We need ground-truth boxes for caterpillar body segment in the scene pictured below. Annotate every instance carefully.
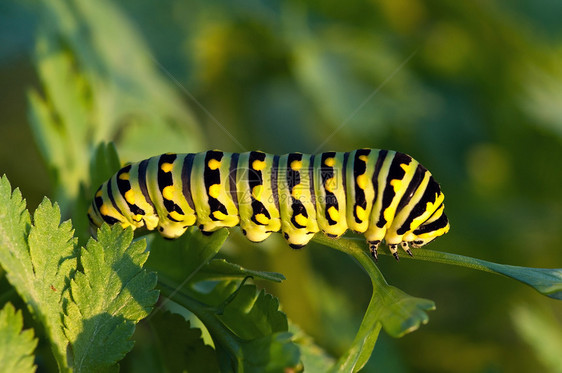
[88,149,450,259]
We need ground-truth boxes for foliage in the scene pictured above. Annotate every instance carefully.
[2,169,560,371]
[63,225,159,372]
[0,303,38,373]
[26,0,204,237]
[1,0,562,371]
[148,228,302,372]
[145,311,220,372]
[0,176,76,369]
[0,176,158,372]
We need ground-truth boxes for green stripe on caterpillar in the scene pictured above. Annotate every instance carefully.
[88,149,450,260]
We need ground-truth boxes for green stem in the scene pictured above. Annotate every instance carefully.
[317,235,388,372]
[312,235,562,300]
[314,233,562,371]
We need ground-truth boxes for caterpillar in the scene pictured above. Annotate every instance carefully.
[88,149,450,260]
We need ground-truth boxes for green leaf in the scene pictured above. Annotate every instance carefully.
[146,227,229,285]
[147,311,220,373]
[63,224,159,372]
[0,176,77,369]
[189,280,242,309]
[242,332,300,373]
[312,235,434,372]
[377,287,435,338]
[290,323,335,373]
[330,274,434,373]
[404,248,562,300]
[312,233,562,371]
[0,176,32,293]
[217,285,288,340]
[158,279,300,373]
[28,0,204,215]
[0,303,38,373]
[28,32,92,209]
[193,259,286,283]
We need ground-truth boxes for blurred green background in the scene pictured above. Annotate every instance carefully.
[1,0,562,372]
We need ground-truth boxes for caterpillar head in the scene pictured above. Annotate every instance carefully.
[409,210,450,248]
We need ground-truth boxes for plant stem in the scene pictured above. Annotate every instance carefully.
[312,235,562,300]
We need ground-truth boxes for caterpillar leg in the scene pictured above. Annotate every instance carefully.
[388,241,414,261]
[368,240,411,261]
[388,244,400,261]
[368,240,380,261]
[401,241,413,257]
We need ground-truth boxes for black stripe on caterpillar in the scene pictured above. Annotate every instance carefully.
[88,149,450,260]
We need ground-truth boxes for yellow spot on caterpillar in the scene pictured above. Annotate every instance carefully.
[325,177,337,193]
[169,210,184,221]
[252,159,266,171]
[209,184,221,198]
[355,205,367,221]
[213,210,227,220]
[162,185,175,200]
[359,155,369,162]
[291,187,301,200]
[324,157,335,167]
[290,160,302,171]
[100,204,110,216]
[161,162,174,173]
[208,159,221,170]
[356,174,368,190]
[119,173,130,180]
[294,213,308,227]
[252,185,262,200]
[96,190,103,198]
[255,213,269,225]
[390,179,402,192]
[327,206,339,222]
[384,207,395,225]
[124,189,135,204]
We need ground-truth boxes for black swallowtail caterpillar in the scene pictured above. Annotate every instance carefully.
[88,149,450,260]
